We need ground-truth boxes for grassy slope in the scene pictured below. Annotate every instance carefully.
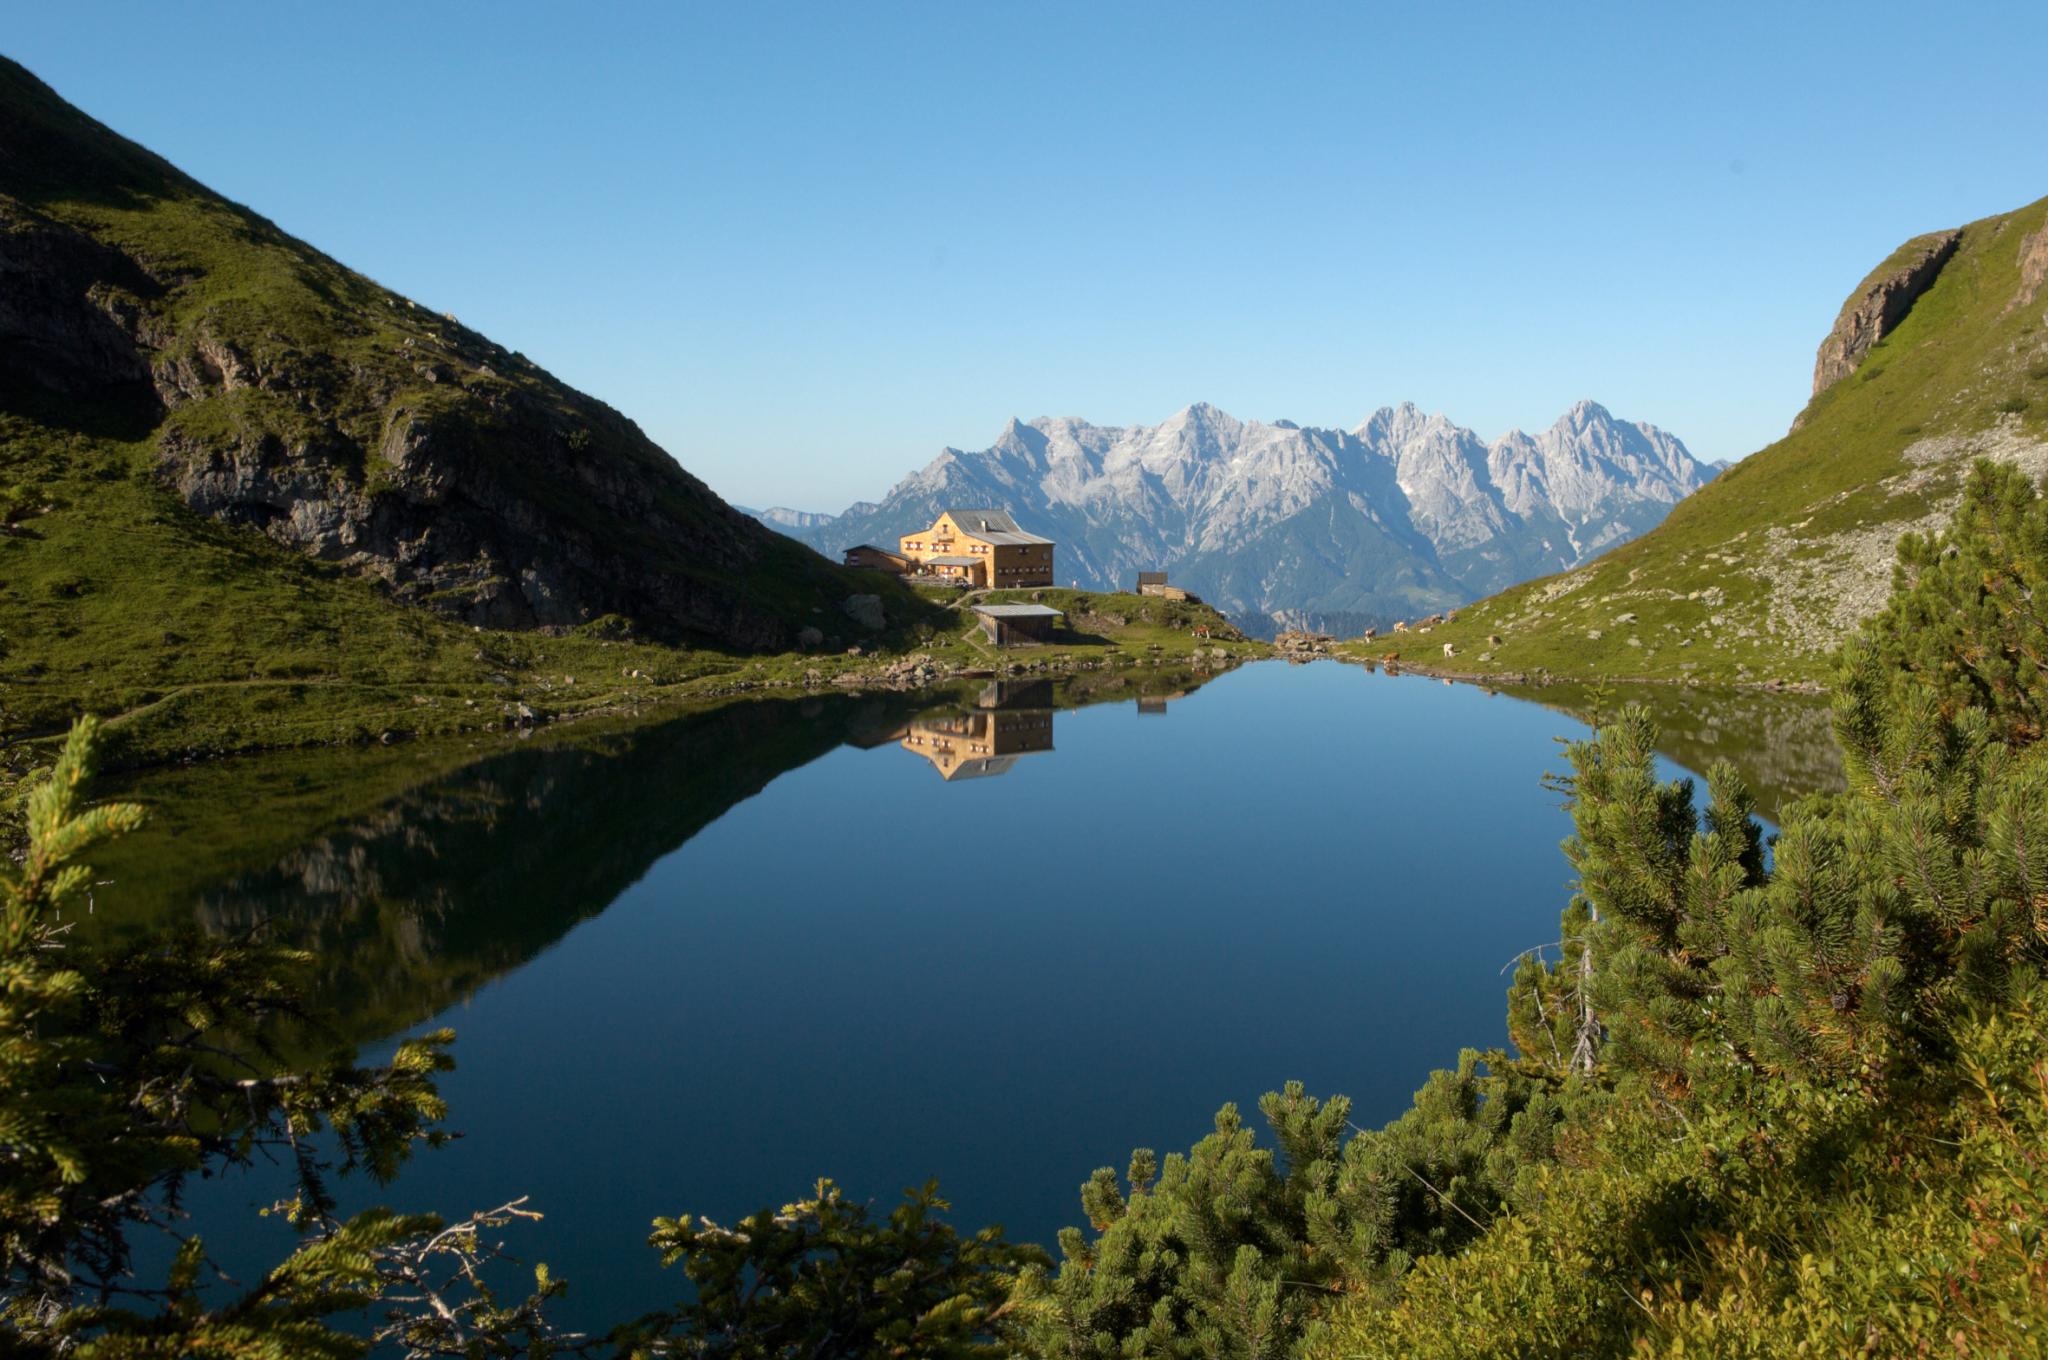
[1343,193,2048,686]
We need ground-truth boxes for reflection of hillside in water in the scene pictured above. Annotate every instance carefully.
[1510,682,1846,822]
[891,677,1203,781]
[87,668,1227,1047]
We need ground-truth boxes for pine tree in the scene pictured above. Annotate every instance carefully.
[1,719,463,1355]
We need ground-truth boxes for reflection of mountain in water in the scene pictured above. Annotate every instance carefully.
[1511,682,1846,823]
[87,669,1223,1046]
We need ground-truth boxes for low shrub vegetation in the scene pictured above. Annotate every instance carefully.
[7,463,2048,1356]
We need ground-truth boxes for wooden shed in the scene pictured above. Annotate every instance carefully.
[971,603,1063,646]
[842,543,912,574]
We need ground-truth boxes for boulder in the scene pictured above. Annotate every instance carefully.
[841,593,886,631]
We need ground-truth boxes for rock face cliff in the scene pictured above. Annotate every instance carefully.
[2011,219,2048,313]
[790,400,1712,634]
[1799,228,1961,419]
[0,57,871,649]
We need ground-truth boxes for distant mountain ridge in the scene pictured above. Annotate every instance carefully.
[773,400,1713,634]
[733,504,843,533]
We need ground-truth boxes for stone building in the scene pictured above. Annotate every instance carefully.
[1135,570,1200,603]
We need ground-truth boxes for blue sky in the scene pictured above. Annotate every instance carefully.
[13,3,2048,510]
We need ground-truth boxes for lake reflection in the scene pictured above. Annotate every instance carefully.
[89,662,1843,1330]
[897,680,1059,780]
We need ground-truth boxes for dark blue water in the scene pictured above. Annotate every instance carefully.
[95,661,1830,1329]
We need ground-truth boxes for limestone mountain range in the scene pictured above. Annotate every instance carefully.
[767,400,1715,634]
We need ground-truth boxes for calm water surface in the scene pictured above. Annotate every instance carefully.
[89,661,1840,1328]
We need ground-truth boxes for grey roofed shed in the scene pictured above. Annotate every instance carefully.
[948,756,1024,780]
[970,604,1064,618]
[969,602,1064,646]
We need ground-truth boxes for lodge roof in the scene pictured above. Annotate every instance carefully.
[971,604,1065,619]
[949,755,1024,780]
[940,508,1054,546]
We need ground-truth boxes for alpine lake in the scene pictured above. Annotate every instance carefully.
[77,658,1843,1330]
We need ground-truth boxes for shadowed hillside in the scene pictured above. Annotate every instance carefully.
[0,56,935,757]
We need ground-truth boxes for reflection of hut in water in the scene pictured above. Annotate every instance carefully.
[1135,689,1189,715]
[898,706,1055,781]
[976,678,1055,710]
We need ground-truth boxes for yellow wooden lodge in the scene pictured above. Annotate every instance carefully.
[897,508,1054,588]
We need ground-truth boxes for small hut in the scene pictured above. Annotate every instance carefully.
[842,544,912,574]
[971,603,1064,646]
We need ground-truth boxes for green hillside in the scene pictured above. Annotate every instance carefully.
[1347,192,2048,686]
[0,56,941,763]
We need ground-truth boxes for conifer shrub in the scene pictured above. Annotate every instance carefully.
[0,723,1044,1356]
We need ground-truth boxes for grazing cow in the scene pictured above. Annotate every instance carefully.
[1360,627,1378,641]
[1393,620,1410,633]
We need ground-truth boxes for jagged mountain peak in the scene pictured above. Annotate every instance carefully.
[1158,401,1246,444]
[1355,401,1466,444]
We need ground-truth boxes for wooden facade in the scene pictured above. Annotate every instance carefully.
[899,508,1055,588]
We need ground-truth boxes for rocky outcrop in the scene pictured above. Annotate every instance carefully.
[1803,229,1961,409]
[2010,219,2048,313]
[1273,630,1336,657]
[147,371,797,640]
[0,199,160,411]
